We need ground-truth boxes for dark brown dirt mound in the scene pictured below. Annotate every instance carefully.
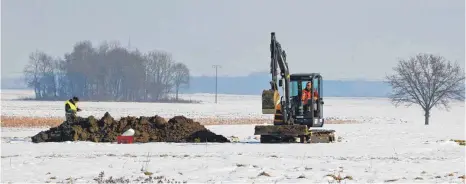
[31,112,230,143]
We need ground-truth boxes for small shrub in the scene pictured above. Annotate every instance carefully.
[451,139,465,146]
[325,173,353,182]
[258,171,271,177]
[384,179,398,182]
[236,163,247,167]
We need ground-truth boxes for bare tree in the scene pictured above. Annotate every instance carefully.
[385,53,465,125]
[23,51,42,98]
[23,50,54,99]
[172,63,190,100]
[144,50,176,100]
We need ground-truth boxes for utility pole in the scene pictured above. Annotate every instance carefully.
[212,65,221,103]
[127,36,131,50]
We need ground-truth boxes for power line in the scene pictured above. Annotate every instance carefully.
[212,65,221,103]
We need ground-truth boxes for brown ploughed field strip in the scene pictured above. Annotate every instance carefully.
[0,116,358,128]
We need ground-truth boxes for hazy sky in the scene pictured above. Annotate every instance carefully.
[2,0,464,80]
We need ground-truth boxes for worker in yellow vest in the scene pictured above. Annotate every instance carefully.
[65,96,82,121]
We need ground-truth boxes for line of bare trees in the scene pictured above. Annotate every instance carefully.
[22,41,191,102]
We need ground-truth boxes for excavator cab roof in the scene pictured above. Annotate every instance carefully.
[290,73,322,81]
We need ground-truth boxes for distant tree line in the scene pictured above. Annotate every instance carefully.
[22,41,191,102]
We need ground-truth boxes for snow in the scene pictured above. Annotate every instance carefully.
[2,90,463,125]
[0,89,35,101]
[1,91,272,120]
[1,89,465,183]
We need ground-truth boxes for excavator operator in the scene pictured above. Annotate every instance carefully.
[301,82,319,112]
[301,82,319,103]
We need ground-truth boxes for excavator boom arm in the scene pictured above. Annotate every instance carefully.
[262,32,291,123]
[269,32,290,91]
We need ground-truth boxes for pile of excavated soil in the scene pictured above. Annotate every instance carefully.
[31,112,230,143]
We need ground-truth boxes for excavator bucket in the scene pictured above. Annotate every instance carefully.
[262,89,280,114]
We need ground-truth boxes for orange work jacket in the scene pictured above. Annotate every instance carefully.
[302,89,319,104]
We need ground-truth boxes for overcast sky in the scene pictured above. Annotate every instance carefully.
[1,0,464,80]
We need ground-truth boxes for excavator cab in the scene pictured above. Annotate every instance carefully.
[261,73,324,127]
[289,73,324,127]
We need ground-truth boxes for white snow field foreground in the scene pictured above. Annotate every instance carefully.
[1,90,465,183]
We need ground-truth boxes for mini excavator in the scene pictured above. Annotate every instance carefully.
[255,32,336,143]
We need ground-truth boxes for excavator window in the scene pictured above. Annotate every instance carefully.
[291,81,308,97]
[290,80,316,97]
[290,78,321,117]
[313,79,319,91]
[290,81,299,97]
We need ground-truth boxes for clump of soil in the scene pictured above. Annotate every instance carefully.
[31,112,230,143]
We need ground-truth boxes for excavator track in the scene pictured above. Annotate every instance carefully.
[308,129,336,143]
[254,125,336,143]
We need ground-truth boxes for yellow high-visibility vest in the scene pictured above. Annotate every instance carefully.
[65,100,77,111]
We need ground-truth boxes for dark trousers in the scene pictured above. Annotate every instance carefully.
[65,112,77,122]
[304,103,319,117]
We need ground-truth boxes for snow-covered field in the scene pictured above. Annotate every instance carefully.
[1,89,453,124]
[1,91,272,121]
[1,89,465,183]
